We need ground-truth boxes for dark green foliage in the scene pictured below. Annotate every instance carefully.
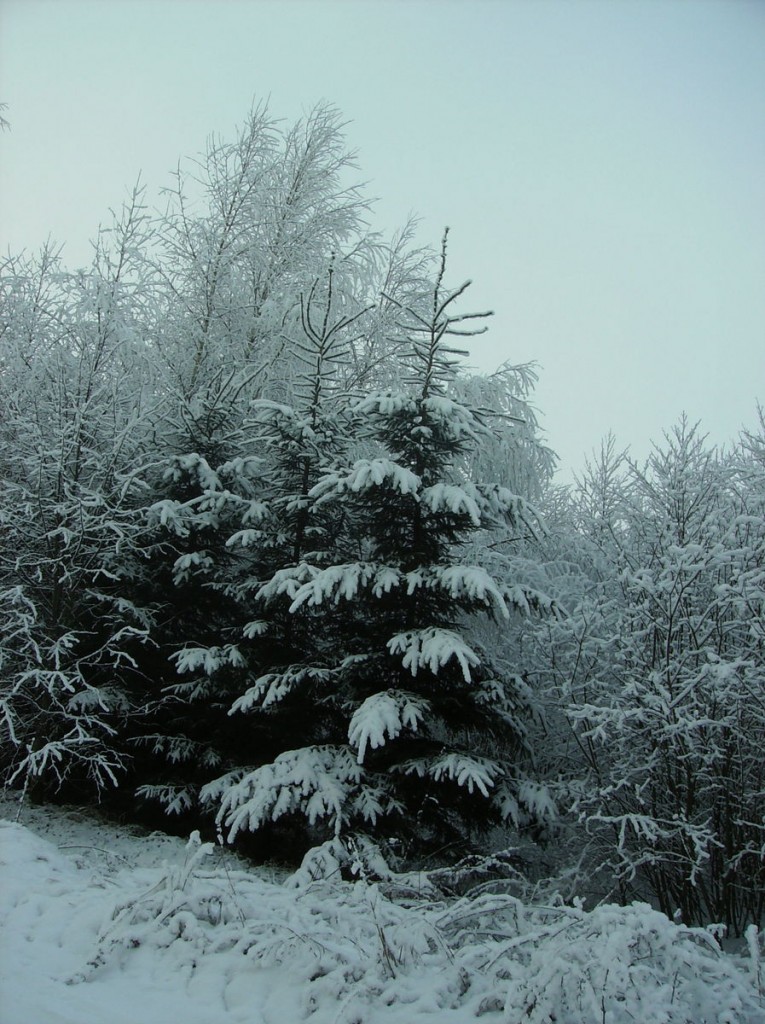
[206,238,552,862]
[1,108,554,875]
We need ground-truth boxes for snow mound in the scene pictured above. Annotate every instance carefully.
[0,799,762,1024]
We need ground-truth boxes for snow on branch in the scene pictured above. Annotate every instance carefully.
[171,644,244,676]
[431,565,510,618]
[398,752,501,797]
[206,746,364,841]
[163,453,222,491]
[311,458,420,502]
[388,628,481,682]
[135,783,197,815]
[290,562,403,610]
[256,563,317,604]
[420,482,482,525]
[226,528,266,548]
[352,391,488,445]
[420,395,483,431]
[290,562,376,608]
[147,499,193,537]
[348,690,430,763]
[230,665,334,712]
[130,733,221,767]
[172,550,214,584]
[352,392,418,418]
[477,483,530,525]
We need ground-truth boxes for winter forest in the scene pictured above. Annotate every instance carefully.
[1,105,764,1022]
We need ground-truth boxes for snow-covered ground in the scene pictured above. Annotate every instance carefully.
[1,796,762,1023]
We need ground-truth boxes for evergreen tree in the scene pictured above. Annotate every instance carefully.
[207,233,555,862]
[129,260,371,830]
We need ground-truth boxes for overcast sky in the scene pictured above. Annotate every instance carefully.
[1,0,763,477]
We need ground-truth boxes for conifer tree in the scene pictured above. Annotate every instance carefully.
[207,233,555,861]
[132,260,371,826]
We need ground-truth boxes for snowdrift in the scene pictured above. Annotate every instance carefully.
[0,801,762,1023]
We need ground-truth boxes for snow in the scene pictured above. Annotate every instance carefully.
[311,459,421,498]
[1,796,763,1024]
[147,498,192,536]
[172,549,214,583]
[205,746,364,838]
[348,691,429,763]
[353,392,418,418]
[172,644,245,675]
[290,562,378,608]
[289,562,408,610]
[227,526,267,547]
[398,752,500,797]
[420,482,482,525]
[433,565,510,618]
[231,665,334,712]
[388,627,481,682]
[255,563,316,604]
[164,453,222,491]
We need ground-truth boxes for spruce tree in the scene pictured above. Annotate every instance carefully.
[208,233,554,862]
[128,261,367,835]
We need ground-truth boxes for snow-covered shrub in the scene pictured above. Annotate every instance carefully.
[438,894,763,1023]
[0,218,156,798]
[4,808,761,1024]
[525,422,765,931]
[59,822,763,1024]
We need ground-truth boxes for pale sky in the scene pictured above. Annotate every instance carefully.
[1,0,763,477]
